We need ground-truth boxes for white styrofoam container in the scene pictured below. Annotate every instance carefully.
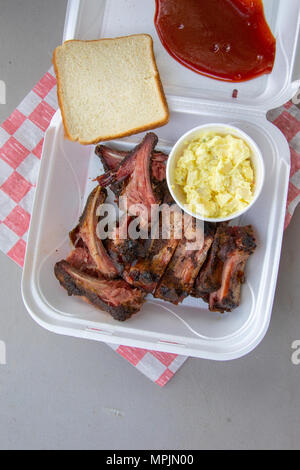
[22,0,300,360]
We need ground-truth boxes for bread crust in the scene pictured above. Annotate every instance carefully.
[52,34,169,145]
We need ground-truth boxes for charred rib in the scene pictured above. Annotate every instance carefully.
[55,261,146,321]
[124,203,181,293]
[209,225,256,312]
[154,219,215,304]
[95,143,168,196]
[77,186,118,279]
[102,133,161,268]
[193,223,228,298]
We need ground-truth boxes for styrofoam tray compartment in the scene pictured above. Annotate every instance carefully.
[22,0,300,360]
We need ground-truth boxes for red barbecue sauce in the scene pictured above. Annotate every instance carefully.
[154,0,276,82]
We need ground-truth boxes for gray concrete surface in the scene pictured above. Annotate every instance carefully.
[0,0,299,450]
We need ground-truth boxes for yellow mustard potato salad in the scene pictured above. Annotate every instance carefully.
[175,133,254,218]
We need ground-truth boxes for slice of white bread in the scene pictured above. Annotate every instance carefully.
[53,34,169,144]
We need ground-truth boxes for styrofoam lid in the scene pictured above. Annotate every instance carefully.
[63,0,300,112]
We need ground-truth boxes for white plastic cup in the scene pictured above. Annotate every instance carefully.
[166,123,265,223]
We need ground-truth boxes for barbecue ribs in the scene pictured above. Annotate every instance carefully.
[55,261,145,321]
[70,186,118,279]
[154,219,215,304]
[95,143,168,199]
[54,185,147,321]
[55,133,258,321]
[123,202,182,293]
[193,223,228,300]
[99,133,163,268]
[208,225,256,313]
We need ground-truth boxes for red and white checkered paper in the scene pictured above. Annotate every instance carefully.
[0,68,299,386]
